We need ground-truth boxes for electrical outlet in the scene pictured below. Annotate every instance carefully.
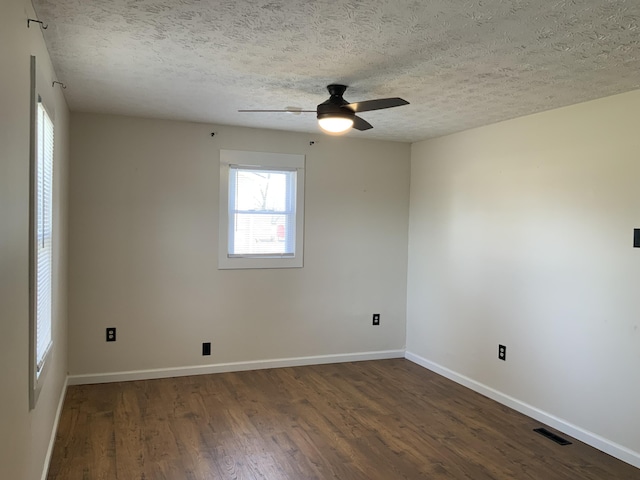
[106,327,116,342]
[202,342,211,356]
[498,344,506,361]
[372,313,380,326]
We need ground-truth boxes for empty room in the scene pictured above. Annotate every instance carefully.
[2,0,640,478]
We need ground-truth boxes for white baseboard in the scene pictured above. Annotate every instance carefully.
[41,375,68,480]
[68,349,406,386]
[405,351,640,470]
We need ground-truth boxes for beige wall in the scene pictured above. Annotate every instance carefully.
[407,90,640,460]
[0,0,69,479]
[68,114,410,375]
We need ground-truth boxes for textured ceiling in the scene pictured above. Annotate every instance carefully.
[32,0,640,143]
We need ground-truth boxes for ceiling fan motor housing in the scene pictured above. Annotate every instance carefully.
[317,84,354,121]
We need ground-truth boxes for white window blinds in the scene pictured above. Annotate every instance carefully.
[35,100,54,375]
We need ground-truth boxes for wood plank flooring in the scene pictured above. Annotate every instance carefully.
[47,359,639,479]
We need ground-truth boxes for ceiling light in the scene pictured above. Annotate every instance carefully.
[317,114,354,134]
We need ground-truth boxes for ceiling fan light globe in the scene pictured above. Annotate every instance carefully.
[318,116,353,134]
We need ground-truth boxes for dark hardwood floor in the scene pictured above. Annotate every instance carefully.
[47,359,639,479]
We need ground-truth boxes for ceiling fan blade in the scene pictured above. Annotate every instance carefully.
[238,109,316,113]
[353,115,373,131]
[346,98,409,113]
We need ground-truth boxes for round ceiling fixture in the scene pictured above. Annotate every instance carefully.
[317,112,355,134]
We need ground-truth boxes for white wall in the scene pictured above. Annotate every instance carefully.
[407,90,640,464]
[0,0,69,479]
[68,114,410,376]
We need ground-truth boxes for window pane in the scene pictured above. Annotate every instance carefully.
[235,169,290,212]
[233,213,292,255]
[229,167,296,256]
[36,102,53,375]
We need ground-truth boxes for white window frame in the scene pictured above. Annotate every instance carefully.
[29,56,54,409]
[219,150,305,269]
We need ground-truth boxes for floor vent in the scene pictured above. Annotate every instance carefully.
[534,428,572,446]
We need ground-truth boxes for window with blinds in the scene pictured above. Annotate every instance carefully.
[35,100,54,377]
[228,166,297,257]
[219,150,305,269]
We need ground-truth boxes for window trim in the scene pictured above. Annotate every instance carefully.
[219,150,305,269]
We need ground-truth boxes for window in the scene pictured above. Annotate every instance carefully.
[35,100,54,373]
[219,150,305,269]
[29,54,55,408]
[228,167,297,256]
